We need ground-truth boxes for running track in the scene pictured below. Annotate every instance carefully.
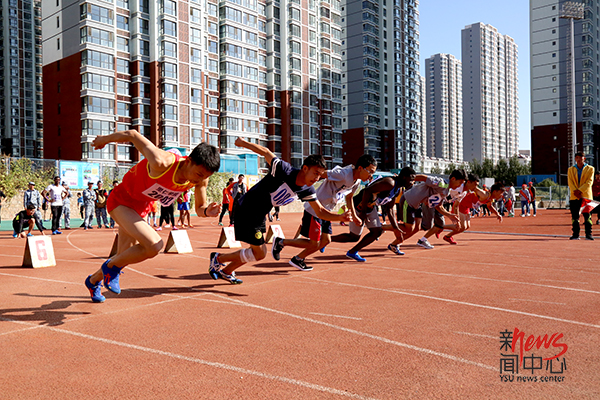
[0,209,598,399]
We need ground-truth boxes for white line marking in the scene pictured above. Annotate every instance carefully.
[218,295,496,371]
[309,312,362,321]
[369,263,600,295]
[508,298,567,306]
[0,317,379,400]
[540,279,590,285]
[300,277,600,329]
[66,229,101,258]
[454,331,497,340]
[0,271,79,286]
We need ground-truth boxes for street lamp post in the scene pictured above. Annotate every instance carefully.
[560,2,585,166]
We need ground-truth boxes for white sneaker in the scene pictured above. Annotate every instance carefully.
[417,238,434,249]
[521,215,525,217]
[527,213,530,216]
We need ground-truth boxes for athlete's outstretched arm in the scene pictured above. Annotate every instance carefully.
[234,137,276,165]
[93,129,173,175]
[194,179,221,218]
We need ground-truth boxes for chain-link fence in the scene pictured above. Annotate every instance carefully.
[535,186,570,209]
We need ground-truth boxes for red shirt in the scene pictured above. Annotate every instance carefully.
[107,154,195,217]
[458,192,480,214]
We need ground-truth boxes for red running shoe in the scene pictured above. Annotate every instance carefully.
[443,235,457,245]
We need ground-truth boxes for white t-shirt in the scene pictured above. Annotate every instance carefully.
[45,184,66,207]
[305,165,360,217]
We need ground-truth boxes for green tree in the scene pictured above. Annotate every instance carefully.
[206,172,235,203]
[443,162,457,175]
[0,157,56,199]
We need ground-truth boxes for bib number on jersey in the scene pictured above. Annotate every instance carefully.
[142,183,182,207]
[270,184,298,207]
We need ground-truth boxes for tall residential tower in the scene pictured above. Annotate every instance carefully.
[462,22,519,164]
[343,0,421,170]
[0,0,43,158]
[425,53,462,162]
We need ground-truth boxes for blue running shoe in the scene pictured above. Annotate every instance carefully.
[27,233,34,237]
[346,251,366,262]
[12,232,18,238]
[387,244,405,256]
[319,246,326,253]
[55,230,62,235]
[209,252,224,280]
[85,275,105,303]
[101,259,122,294]
[217,269,243,284]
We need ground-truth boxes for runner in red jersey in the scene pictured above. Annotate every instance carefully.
[443,180,504,245]
[84,129,221,303]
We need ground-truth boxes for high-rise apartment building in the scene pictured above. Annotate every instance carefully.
[425,53,462,162]
[0,0,44,158]
[343,0,421,170]
[41,0,344,168]
[530,0,597,175]
[462,22,519,164]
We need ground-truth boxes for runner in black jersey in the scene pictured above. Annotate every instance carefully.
[209,137,351,284]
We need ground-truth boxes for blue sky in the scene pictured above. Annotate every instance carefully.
[419,0,531,150]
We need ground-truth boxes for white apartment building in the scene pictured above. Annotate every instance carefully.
[462,22,519,164]
[425,53,462,162]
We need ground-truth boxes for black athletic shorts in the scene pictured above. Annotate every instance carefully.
[232,201,267,246]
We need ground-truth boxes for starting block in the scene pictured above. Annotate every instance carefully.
[22,236,56,268]
[265,224,285,244]
[217,226,241,248]
[109,234,119,257]
[164,230,194,253]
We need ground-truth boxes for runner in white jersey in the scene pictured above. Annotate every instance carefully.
[271,154,377,271]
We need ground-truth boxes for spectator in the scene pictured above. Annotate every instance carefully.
[568,152,595,240]
[62,182,72,229]
[82,181,97,230]
[508,183,516,217]
[12,204,44,238]
[229,174,247,225]
[95,180,109,228]
[42,176,67,235]
[147,201,158,227]
[0,188,6,223]
[528,181,537,217]
[77,192,84,219]
[219,178,234,226]
[24,182,44,227]
[592,172,600,225]
[519,184,532,217]
[177,189,192,227]
[156,203,176,231]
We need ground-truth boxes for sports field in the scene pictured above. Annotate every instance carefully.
[0,209,598,399]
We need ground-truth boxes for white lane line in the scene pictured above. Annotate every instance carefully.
[540,279,590,285]
[508,298,567,306]
[0,253,101,265]
[217,295,496,371]
[0,271,78,285]
[309,312,362,321]
[0,317,379,400]
[0,324,45,337]
[454,331,497,340]
[66,229,102,258]
[368,264,600,295]
[301,277,600,329]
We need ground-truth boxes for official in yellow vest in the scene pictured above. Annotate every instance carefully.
[567,152,595,240]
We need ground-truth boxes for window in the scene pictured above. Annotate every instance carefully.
[163,126,178,142]
[162,20,177,37]
[191,109,203,124]
[191,47,202,63]
[162,62,177,78]
[117,37,129,52]
[139,19,149,34]
[82,96,114,114]
[161,0,177,16]
[162,83,177,99]
[117,102,130,117]
[82,72,114,92]
[162,104,178,120]
[81,4,113,25]
[117,15,129,30]
[116,80,129,95]
[80,27,113,48]
[139,40,149,56]
[190,8,201,24]
[162,41,177,58]
[116,58,129,74]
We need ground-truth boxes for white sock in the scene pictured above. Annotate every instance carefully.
[420,236,427,242]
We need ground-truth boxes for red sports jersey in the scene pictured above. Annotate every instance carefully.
[458,191,491,214]
[107,154,195,217]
